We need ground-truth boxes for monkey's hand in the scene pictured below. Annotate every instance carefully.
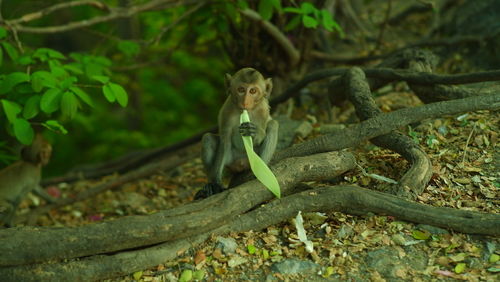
[194,183,225,200]
[239,122,257,137]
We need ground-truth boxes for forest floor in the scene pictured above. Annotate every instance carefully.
[25,86,499,281]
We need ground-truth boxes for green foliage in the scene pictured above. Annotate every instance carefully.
[0,26,128,146]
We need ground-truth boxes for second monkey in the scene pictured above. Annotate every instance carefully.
[196,68,279,199]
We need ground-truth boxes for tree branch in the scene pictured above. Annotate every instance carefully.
[240,8,300,67]
[4,0,199,34]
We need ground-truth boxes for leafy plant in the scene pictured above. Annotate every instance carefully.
[0,27,128,145]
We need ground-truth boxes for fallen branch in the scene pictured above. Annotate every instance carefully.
[275,92,500,160]
[2,183,498,281]
[0,151,357,266]
[345,67,432,199]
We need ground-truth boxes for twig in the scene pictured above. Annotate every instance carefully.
[461,122,476,165]
[8,0,109,25]
[240,8,300,67]
[4,0,198,34]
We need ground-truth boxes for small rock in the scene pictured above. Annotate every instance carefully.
[216,237,238,254]
[271,258,319,274]
[227,255,248,268]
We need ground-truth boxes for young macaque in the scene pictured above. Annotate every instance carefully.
[196,68,279,199]
[0,134,56,227]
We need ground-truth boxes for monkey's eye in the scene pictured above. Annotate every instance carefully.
[249,88,257,94]
[237,87,245,93]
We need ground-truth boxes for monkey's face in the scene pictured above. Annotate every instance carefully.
[39,144,52,166]
[234,84,264,110]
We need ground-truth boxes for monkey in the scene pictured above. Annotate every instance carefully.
[0,134,56,227]
[195,68,279,199]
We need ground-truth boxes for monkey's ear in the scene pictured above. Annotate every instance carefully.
[224,73,232,90]
[265,78,273,96]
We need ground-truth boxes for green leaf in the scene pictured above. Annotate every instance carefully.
[412,229,431,240]
[63,63,84,75]
[42,120,68,134]
[237,0,249,9]
[70,86,94,107]
[117,40,140,58]
[102,84,116,103]
[1,99,22,123]
[240,110,281,198]
[92,75,110,84]
[23,95,40,119]
[321,9,335,32]
[0,48,3,67]
[49,62,68,78]
[108,83,128,107]
[61,91,78,119]
[0,72,30,95]
[487,267,500,273]
[33,48,66,61]
[454,263,466,274]
[40,88,62,113]
[32,71,58,89]
[179,270,192,282]
[17,55,33,65]
[489,253,499,263]
[60,76,77,90]
[258,0,274,20]
[285,14,302,31]
[13,118,34,145]
[302,15,318,28]
[300,2,316,14]
[0,27,7,39]
[270,0,282,12]
[247,244,256,254]
[1,42,19,61]
[285,15,302,31]
[31,74,44,93]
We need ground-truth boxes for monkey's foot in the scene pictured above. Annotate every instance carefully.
[194,183,225,200]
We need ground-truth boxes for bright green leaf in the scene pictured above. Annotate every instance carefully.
[31,74,44,93]
[132,271,142,280]
[93,75,110,84]
[262,249,269,259]
[302,15,318,28]
[487,267,500,273]
[0,72,30,95]
[60,76,77,90]
[70,87,94,107]
[13,118,34,145]
[42,120,68,134]
[1,42,18,61]
[179,269,193,282]
[300,2,316,14]
[454,263,466,274]
[0,27,7,39]
[247,244,256,254]
[489,253,499,263]
[240,110,281,198]
[23,95,40,119]
[40,88,62,113]
[63,64,84,75]
[412,229,431,240]
[1,99,22,123]
[102,84,116,103]
[33,48,66,61]
[61,91,78,119]
[258,0,274,20]
[108,83,128,107]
